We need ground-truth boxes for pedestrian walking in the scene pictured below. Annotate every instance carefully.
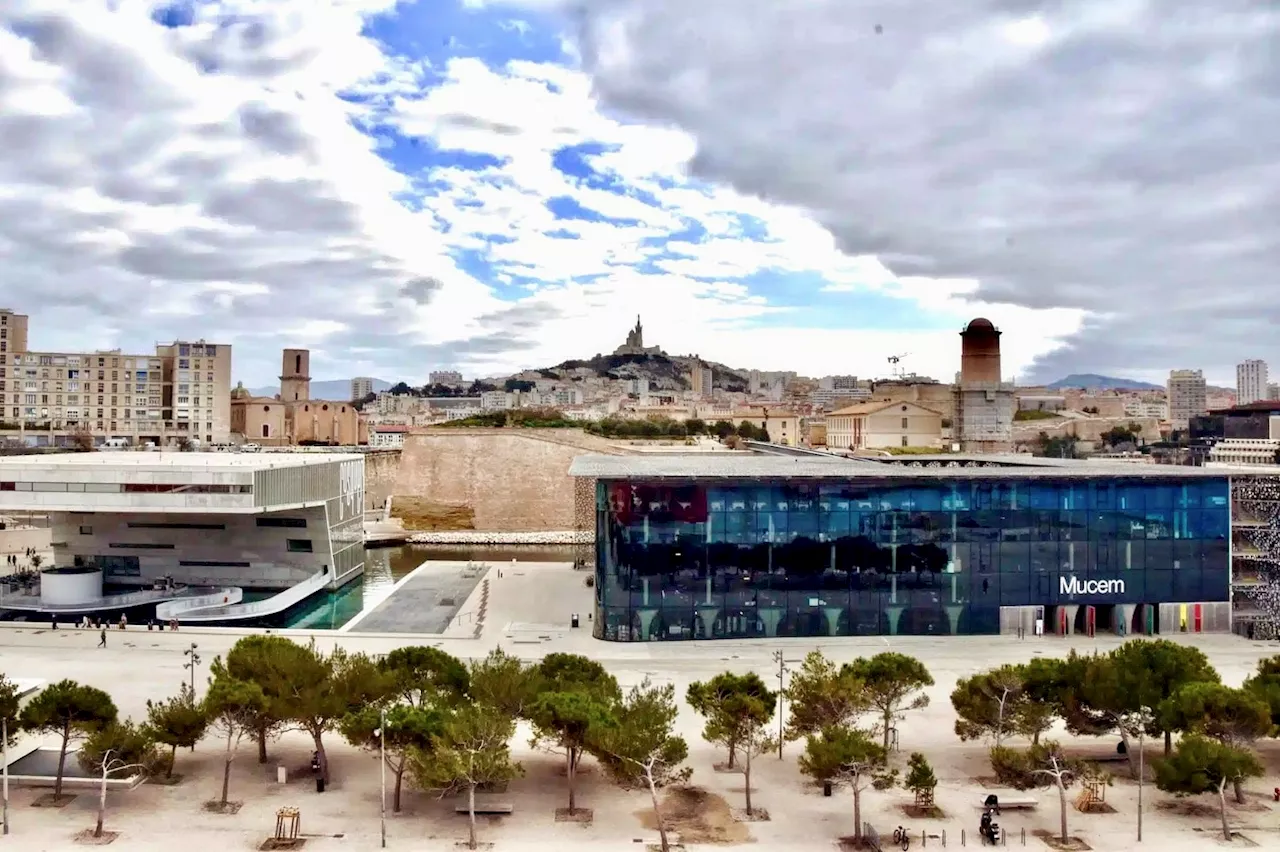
[98,627,107,648]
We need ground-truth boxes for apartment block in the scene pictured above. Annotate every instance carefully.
[429,370,463,386]
[0,309,29,355]
[1167,369,1207,430]
[0,309,231,447]
[156,340,232,444]
[350,376,374,401]
[1237,360,1268,406]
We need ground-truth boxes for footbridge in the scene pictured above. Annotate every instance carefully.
[154,569,331,623]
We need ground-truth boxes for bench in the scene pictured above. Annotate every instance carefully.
[979,793,1038,810]
[455,801,513,815]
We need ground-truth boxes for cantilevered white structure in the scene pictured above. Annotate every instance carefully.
[0,453,364,594]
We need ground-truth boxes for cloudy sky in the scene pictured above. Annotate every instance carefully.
[1,1,1272,388]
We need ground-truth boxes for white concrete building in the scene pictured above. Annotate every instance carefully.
[1167,369,1207,429]
[1237,360,1268,406]
[1208,438,1280,467]
[1123,398,1169,420]
[350,376,375,401]
[0,453,364,592]
[429,370,463,386]
[368,424,407,448]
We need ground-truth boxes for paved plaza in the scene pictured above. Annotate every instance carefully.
[0,561,1277,851]
[343,560,488,633]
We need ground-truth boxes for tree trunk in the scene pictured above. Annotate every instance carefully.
[727,740,737,768]
[566,748,577,812]
[393,763,404,813]
[1232,776,1245,805]
[647,769,670,852]
[882,709,892,752]
[1163,729,1171,757]
[55,723,70,801]
[312,732,329,784]
[1056,778,1068,842]
[1117,728,1139,779]
[256,723,268,763]
[168,744,177,778]
[221,734,233,805]
[95,771,107,837]
[1218,779,1231,841]
[744,747,753,815]
[467,782,478,849]
[852,785,863,840]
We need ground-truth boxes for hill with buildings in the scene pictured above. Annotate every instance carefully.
[1046,374,1163,391]
[528,351,750,392]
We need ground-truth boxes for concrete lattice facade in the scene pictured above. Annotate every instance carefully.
[0,453,365,590]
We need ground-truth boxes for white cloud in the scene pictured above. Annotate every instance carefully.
[0,0,1084,388]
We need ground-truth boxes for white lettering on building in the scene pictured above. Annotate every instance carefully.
[1059,576,1126,596]
[339,460,364,519]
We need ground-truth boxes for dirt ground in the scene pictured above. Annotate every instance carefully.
[636,786,753,845]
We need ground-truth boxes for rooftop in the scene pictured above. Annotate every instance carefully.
[567,452,1234,479]
[0,452,361,471]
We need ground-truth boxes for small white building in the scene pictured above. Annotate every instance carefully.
[0,452,365,591]
[368,424,408,449]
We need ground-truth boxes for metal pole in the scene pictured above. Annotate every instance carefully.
[776,651,783,758]
[1137,729,1144,841]
[379,708,386,848]
[3,716,9,835]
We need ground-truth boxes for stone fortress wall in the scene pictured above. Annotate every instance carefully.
[373,429,625,532]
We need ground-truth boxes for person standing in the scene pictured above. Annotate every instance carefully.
[98,626,107,648]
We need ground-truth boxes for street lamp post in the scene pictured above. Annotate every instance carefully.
[3,715,9,836]
[773,650,800,759]
[376,708,386,848]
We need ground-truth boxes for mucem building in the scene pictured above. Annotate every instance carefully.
[569,454,1233,641]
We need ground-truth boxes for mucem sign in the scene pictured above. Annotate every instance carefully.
[1060,576,1126,596]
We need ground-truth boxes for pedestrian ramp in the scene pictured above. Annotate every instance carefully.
[154,569,330,623]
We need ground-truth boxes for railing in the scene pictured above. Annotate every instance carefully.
[154,588,242,620]
[0,584,200,612]
[155,569,331,622]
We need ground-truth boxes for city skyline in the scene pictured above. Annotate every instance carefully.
[0,3,1275,387]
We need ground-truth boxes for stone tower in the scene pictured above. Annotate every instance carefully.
[280,348,311,402]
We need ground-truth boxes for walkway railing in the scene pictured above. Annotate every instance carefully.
[0,584,201,613]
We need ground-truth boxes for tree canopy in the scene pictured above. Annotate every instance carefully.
[687,671,776,768]
[784,651,866,741]
[842,652,934,752]
[20,679,118,800]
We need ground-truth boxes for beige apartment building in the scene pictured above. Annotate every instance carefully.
[0,309,29,355]
[0,309,231,447]
[1167,369,1207,429]
[826,400,943,451]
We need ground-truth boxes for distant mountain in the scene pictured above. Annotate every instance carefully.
[245,378,391,400]
[1045,374,1163,391]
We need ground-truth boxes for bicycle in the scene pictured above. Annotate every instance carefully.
[892,825,911,850]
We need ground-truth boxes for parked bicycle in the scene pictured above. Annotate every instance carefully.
[892,825,911,850]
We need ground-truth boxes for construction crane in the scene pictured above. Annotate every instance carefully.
[887,353,910,379]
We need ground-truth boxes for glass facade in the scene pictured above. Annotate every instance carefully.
[593,477,1231,641]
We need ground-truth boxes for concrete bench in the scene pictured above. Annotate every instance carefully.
[455,801,513,815]
[980,793,1038,810]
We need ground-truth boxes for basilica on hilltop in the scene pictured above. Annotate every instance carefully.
[613,315,665,356]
